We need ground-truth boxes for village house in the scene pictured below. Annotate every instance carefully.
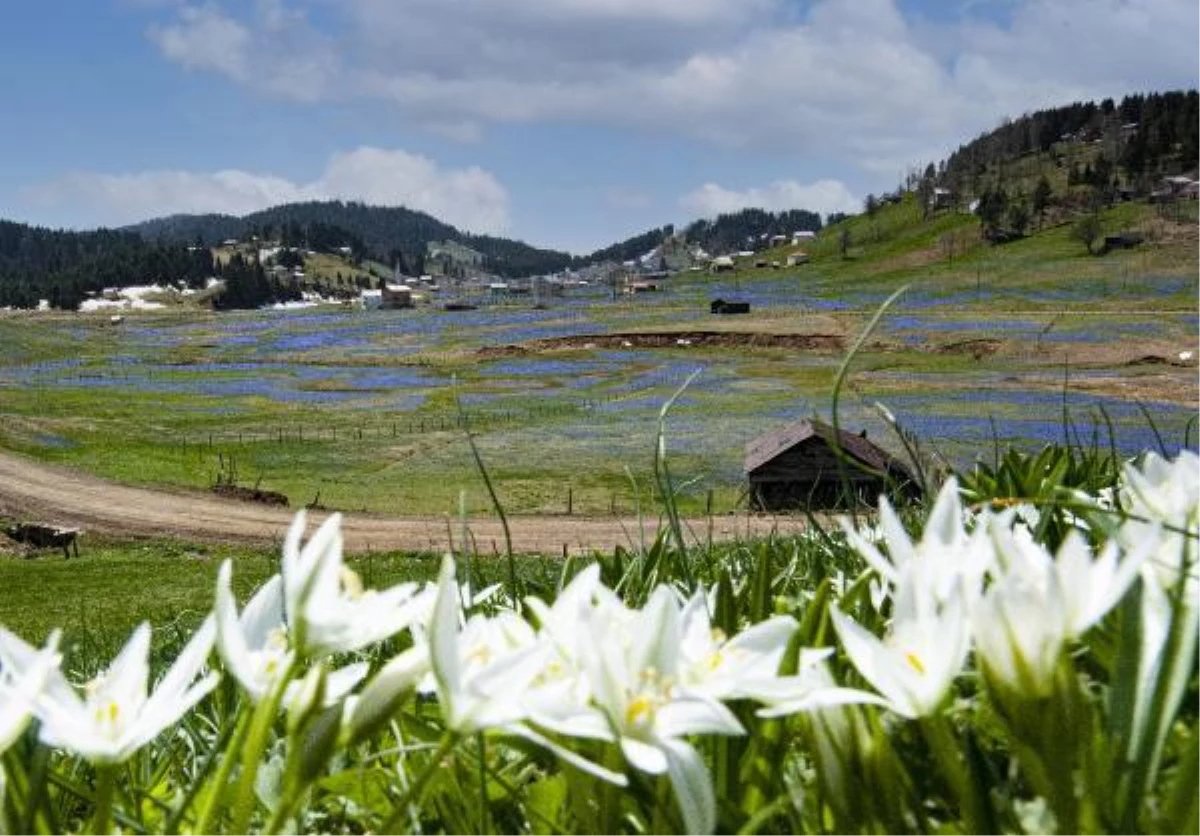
[381,283,414,309]
[709,255,735,273]
[745,418,919,511]
[1151,175,1200,202]
[930,187,955,211]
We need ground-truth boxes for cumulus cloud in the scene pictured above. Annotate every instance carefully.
[22,148,511,233]
[681,179,860,220]
[147,0,338,101]
[142,0,1199,182]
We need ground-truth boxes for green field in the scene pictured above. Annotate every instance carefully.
[1,197,1195,518]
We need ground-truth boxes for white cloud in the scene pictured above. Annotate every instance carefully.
[142,0,1199,188]
[22,148,511,233]
[147,3,253,81]
[147,0,338,101]
[681,179,860,220]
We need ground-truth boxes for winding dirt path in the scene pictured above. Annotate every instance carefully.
[0,449,807,555]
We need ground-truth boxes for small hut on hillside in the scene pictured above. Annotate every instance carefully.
[381,283,414,309]
[745,418,919,511]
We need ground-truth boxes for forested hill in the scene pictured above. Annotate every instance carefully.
[940,90,1197,193]
[127,201,574,278]
[682,208,822,254]
[0,220,215,310]
[581,208,823,266]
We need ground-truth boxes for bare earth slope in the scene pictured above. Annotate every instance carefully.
[0,449,806,555]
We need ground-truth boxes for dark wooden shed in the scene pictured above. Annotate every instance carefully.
[745,418,919,511]
[711,298,751,314]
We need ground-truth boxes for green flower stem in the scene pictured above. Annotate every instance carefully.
[90,763,118,835]
[1120,583,1199,832]
[476,733,492,834]
[380,732,459,833]
[919,715,991,834]
[230,661,299,834]
[191,706,252,835]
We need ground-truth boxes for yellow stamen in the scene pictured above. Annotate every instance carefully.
[905,652,926,675]
[626,694,657,727]
[339,567,364,599]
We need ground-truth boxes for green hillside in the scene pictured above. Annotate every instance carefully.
[707,189,1195,316]
[127,200,574,278]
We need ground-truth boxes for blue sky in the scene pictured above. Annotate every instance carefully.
[2,0,1196,253]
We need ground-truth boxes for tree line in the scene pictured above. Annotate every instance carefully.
[942,90,1197,196]
[127,201,577,280]
[0,221,214,310]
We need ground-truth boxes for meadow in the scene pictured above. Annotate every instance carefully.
[0,199,1196,519]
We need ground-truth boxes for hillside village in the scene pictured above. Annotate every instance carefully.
[0,90,1196,313]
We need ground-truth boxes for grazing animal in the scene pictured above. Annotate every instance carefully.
[5,523,80,559]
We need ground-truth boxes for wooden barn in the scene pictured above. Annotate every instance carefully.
[745,418,919,511]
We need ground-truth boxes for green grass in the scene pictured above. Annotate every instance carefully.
[1,194,1194,517]
[0,535,573,653]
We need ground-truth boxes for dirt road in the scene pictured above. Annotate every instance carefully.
[0,449,807,555]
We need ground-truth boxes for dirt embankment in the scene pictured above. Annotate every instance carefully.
[478,331,847,358]
[0,449,809,556]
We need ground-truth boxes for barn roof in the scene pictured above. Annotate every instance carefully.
[744,418,910,477]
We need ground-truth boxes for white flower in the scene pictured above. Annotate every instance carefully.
[428,555,542,734]
[1053,533,1147,638]
[215,562,294,702]
[29,621,218,764]
[676,591,798,702]
[1119,450,1199,528]
[973,553,1065,699]
[343,645,430,744]
[830,559,970,719]
[282,512,435,658]
[284,661,369,731]
[521,565,617,736]
[1118,451,1199,595]
[750,647,883,719]
[0,629,62,754]
[580,586,744,835]
[216,560,369,710]
[843,478,993,607]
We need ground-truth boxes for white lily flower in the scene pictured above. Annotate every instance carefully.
[521,565,616,738]
[29,620,218,764]
[752,648,885,718]
[215,561,294,702]
[284,661,369,735]
[0,629,63,754]
[835,537,974,719]
[830,597,969,714]
[429,555,543,734]
[676,591,799,702]
[972,549,1065,699]
[1120,450,1200,526]
[581,586,744,835]
[1118,451,1199,595]
[216,560,371,712]
[1052,532,1148,638]
[344,645,430,743]
[842,478,993,607]
[282,512,435,658]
